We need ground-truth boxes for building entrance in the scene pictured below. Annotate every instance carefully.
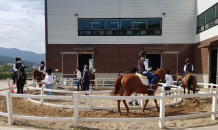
[146,54,161,71]
[78,54,92,72]
[210,49,217,84]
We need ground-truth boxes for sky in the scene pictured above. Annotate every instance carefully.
[0,0,45,54]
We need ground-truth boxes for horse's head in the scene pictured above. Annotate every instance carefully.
[176,73,183,86]
[154,67,166,82]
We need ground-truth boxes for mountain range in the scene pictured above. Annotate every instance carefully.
[0,55,37,66]
[0,47,45,64]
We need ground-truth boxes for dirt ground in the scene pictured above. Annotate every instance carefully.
[0,80,218,130]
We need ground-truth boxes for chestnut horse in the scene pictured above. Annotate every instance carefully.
[176,74,199,96]
[111,67,166,115]
[32,69,44,87]
[74,71,95,88]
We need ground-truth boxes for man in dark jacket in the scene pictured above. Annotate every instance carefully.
[81,66,91,92]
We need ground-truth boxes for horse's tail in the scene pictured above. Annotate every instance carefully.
[111,76,123,96]
[187,75,194,91]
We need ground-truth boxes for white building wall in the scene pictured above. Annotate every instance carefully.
[47,0,196,45]
[195,0,218,43]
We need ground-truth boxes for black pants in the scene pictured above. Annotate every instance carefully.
[165,86,171,95]
[82,81,90,91]
[77,79,82,90]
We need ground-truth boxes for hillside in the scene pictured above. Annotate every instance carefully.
[0,47,45,63]
[0,55,36,65]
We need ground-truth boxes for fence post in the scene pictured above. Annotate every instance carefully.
[89,89,92,110]
[211,89,217,120]
[33,79,36,95]
[174,91,177,104]
[159,93,166,129]
[61,77,64,88]
[27,86,29,94]
[178,88,181,101]
[141,94,145,108]
[95,78,97,89]
[41,87,44,105]
[7,78,11,90]
[74,92,79,127]
[6,91,14,125]
[102,78,105,88]
[210,83,214,94]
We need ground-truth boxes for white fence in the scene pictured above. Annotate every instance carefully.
[0,78,218,129]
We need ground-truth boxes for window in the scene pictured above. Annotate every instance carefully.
[79,19,91,30]
[148,19,161,29]
[206,7,215,23]
[106,19,119,29]
[197,3,218,34]
[198,13,205,27]
[93,19,105,29]
[78,18,162,36]
[120,19,133,29]
[134,19,146,29]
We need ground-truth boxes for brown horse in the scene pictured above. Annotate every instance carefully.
[32,69,44,87]
[74,70,95,88]
[176,73,198,96]
[111,67,166,115]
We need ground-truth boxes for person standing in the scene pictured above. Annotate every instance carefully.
[81,66,91,93]
[128,68,140,106]
[12,57,26,85]
[41,69,53,96]
[138,51,156,91]
[76,67,82,91]
[164,70,173,95]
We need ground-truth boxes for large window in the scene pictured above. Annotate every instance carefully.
[78,18,162,36]
[197,3,218,34]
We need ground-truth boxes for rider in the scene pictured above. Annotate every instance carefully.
[39,61,46,77]
[12,57,27,85]
[138,51,156,91]
[128,68,140,106]
[181,58,194,85]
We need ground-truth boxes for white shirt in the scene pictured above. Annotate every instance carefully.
[164,75,173,87]
[183,64,194,72]
[13,63,24,71]
[138,59,151,74]
[41,74,53,84]
[76,71,82,79]
[39,65,46,72]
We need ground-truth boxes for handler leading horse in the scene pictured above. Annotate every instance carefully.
[111,67,166,115]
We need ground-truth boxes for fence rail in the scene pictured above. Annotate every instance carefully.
[0,78,218,129]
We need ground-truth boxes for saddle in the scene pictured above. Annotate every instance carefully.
[135,73,149,86]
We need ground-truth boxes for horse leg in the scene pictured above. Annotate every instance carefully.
[122,93,131,115]
[142,99,149,114]
[117,100,121,115]
[188,89,190,101]
[154,99,159,112]
[184,85,185,95]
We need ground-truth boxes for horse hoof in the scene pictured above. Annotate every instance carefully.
[141,112,145,115]
[126,113,129,116]
[118,113,122,116]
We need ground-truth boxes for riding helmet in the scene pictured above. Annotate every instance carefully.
[139,51,146,57]
[41,61,45,64]
[15,57,21,61]
[185,58,190,63]
[130,68,137,74]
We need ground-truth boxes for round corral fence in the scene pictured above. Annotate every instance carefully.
[0,78,217,129]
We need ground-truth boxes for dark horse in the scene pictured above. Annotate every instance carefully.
[111,67,166,115]
[32,69,44,87]
[176,73,199,99]
[15,66,27,94]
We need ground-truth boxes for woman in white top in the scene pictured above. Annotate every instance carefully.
[41,69,53,96]
[164,70,173,95]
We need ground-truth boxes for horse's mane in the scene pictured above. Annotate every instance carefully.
[18,66,25,73]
